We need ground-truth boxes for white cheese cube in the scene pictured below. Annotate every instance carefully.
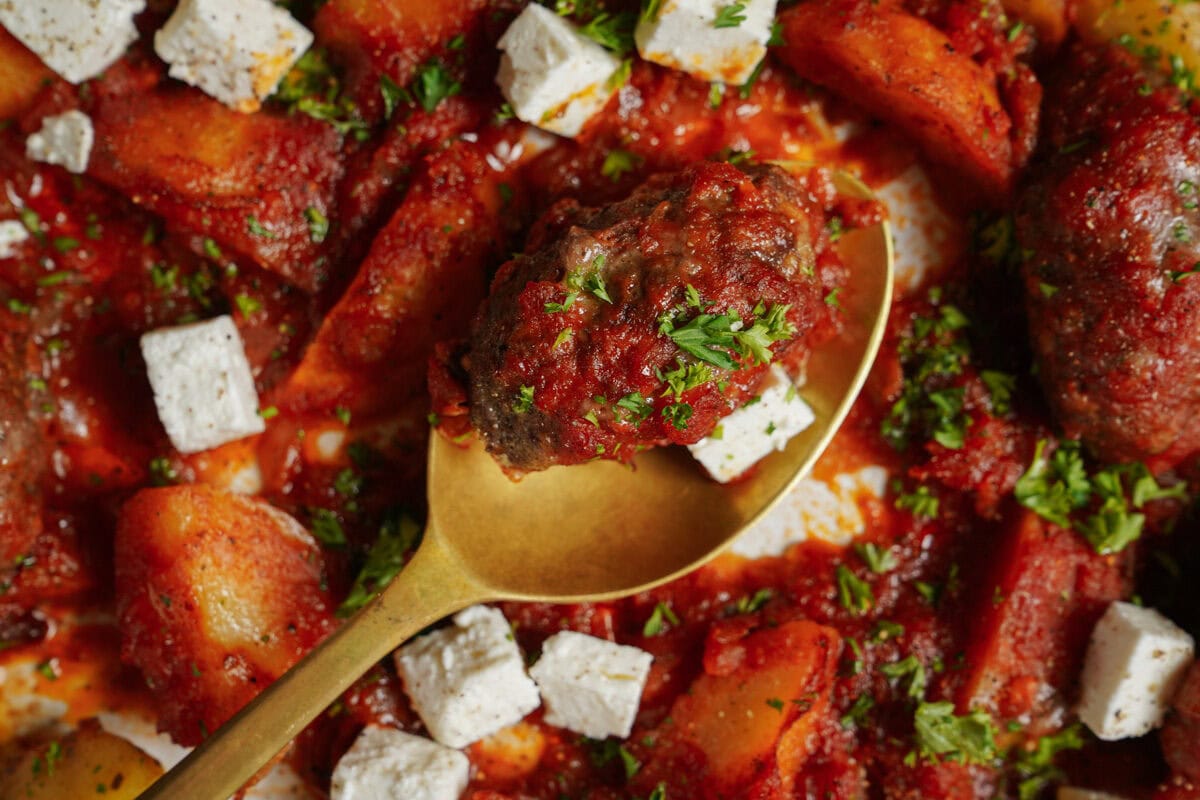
[0,0,145,84]
[529,631,653,739]
[688,364,815,483]
[330,726,469,800]
[496,4,622,138]
[140,315,266,454]
[25,110,94,174]
[1058,789,1131,800]
[395,605,541,748]
[0,220,29,259]
[1077,601,1194,741]
[154,0,314,113]
[635,0,777,85]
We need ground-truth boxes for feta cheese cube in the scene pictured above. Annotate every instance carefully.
[496,4,622,138]
[25,110,94,174]
[635,0,777,85]
[140,315,266,454]
[529,631,653,739]
[1077,601,1194,740]
[0,0,145,84]
[395,605,541,748]
[154,0,314,113]
[1058,789,1130,800]
[688,364,815,483]
[0,220,29,259]
[330,725,469,800]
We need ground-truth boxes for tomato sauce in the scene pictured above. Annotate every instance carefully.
[0,2,1196,799]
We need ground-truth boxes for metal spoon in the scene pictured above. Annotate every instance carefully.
[138,172,893,800]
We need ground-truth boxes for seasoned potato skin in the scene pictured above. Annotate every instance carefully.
[776,0,1031,197]
[87,80,344,292]
[282,134,518,417]
[115,486,336,746]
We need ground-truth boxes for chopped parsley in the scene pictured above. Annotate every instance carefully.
[513,385,536,414]
[912,702,997,765]
[894,484,939,520]
[578,11,637,55]
[854,541,897,574]
[841,694,874,728]
[380,74,405,120]
[304,207,329,243]
[1015,439,1187,554]
[272,49,368,139]
[713,2,747,27]
[337,512,420,617]
[658,299,795,370]
[617,392,654,424]
[602,148,642,181]
[659,358,713,400]
[835,564,873,615]
[246,216,276,239]
[1011,724,1085,800]
[309,508,347,548]
[411,59,462,112]
[735,588,773,614]
[881,295,978,451]
[234,293,263,316]
[661,402,693,430]
[881,655,926,699]
[148,456,179,487]
[643,601,680,636]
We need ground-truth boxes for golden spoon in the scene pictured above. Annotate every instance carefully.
[138,172,892,800]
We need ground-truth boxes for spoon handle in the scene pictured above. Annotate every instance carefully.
[139,533,486,800]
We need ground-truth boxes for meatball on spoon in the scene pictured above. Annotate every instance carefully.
[141,172,892,800]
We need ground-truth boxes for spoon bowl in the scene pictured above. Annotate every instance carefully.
[138,171,893,800]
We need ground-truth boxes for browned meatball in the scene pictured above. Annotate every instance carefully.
[467,161,843,473]
[1017,43,1200,466]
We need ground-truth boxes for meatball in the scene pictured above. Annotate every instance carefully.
[467,161,843,473]
[1017,43,1200,466]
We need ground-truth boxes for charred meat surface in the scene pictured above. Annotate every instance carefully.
[467,161,844,473]
[1018,43,1200,467]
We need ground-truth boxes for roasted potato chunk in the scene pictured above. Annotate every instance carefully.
[634,620,841,797]
[115,486,336,746]
[777,0,1017,195]
[88,88,344,292]
[282,137,515,416]
[313,0,490,120]
[0,724,162,800]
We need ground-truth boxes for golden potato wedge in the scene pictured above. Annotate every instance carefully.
[115,485,336,746]
[1076,0,1200,88]
[0,725,162,800]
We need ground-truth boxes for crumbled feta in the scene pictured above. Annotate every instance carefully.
[25,110,94,174]
[154,0,314,113]
[1077,601,1194,741]
[1058,789,1130,800]
[688,364,815,483]
[730,465,888,557]
[0,220,29,259]
[0,0,145,84]
[395,605,541,748]
[635,0,777,85]
[330,725,469,800]
[496,4,622,138]
[529,631,653,739]
[140,315,266,454]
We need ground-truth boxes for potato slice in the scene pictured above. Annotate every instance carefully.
[0,725,163,800]
[1076,0,1200,88]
